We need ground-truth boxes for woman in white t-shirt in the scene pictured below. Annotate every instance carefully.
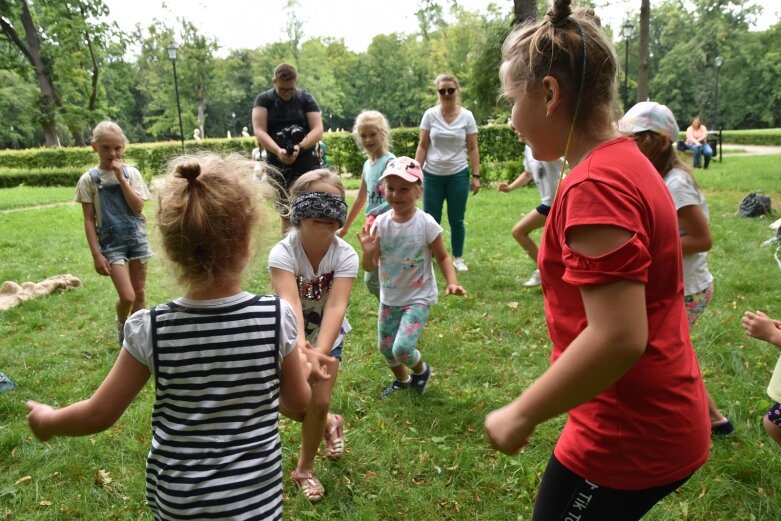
[415,74,480,273]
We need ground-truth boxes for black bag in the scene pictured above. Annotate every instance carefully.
[738,191,772,217]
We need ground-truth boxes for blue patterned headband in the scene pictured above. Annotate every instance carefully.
[291,191,347,227]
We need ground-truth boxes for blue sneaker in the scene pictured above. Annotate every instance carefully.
[711,418,734,436]
[0,371,14,394]
[379,379,410,399]
[410,364,432,395]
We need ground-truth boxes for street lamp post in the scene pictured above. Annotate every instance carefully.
[714,55,723,130]
[167,43,185,152]
[622,18,634,110]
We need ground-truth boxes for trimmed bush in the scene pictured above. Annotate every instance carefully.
[0,167,84,188]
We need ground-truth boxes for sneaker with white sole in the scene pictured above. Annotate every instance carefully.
[410,363,432,394]
[522,269,541,287]
[453,258,469,272]
[379,379,410,399]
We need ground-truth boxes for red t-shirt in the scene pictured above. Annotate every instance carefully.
[539,137,710,489]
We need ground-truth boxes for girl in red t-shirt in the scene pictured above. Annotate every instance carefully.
[484,1,710,519]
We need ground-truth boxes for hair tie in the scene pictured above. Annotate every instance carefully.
[176,163,201,184]
[552,16,570,27]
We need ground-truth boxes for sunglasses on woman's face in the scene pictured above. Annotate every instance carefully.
[438,87,456,95]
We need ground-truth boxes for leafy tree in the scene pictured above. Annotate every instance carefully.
[0,0,119,147]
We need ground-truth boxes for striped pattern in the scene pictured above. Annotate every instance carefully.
[146,294,283,521]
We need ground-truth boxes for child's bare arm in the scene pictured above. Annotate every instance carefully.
[81,203,111,276]
[112,162,145,215]
[338,180,368,237]
[498,171,533,193]
[743,310,781,348]
[430,235,466,297]
[26,349,150,442]
[279,347,311,412]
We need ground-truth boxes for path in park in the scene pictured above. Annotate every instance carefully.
[722,144,781,156]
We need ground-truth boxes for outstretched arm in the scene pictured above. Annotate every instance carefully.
[743,310,781,348]
[27,349,150,441]
[498,171,533,193]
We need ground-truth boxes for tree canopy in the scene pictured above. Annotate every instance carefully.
[0,0,779,148]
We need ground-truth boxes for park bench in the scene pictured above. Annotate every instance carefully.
[676,129,723,164]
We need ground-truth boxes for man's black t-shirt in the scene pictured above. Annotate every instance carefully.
[254,88,321,180]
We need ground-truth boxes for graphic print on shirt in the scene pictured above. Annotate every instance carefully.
[380,233,427,290]
[296,272,334,340]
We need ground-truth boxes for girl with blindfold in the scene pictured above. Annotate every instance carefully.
[268,169,358,503]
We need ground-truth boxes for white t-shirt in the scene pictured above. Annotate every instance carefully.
[523,146,563,207]
[268,231,359,348]
[768,355,781,403]
[664,168,713,296]
[123,292,298,371]
[374,208,443,307]
[419,106,478,175]
[74,165,150,228]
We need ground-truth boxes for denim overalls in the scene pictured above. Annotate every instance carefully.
[89,168,150,264]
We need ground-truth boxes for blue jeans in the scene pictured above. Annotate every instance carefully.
[686,142,712,168]
[423,168,470,257]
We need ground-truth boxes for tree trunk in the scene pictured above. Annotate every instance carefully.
[637,0,650,102]
[513,0,537,25]
[0,1,61,146]
[19,1,60,146]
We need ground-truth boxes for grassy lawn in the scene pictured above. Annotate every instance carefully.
[1,154,780,520]
[0,186,75,211]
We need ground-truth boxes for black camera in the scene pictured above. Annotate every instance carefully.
[276,125,305,155]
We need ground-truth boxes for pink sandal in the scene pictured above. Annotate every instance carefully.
[324,413,345,461]
[290,470,325,503]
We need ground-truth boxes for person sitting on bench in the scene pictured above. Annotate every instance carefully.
[685,116,713,169]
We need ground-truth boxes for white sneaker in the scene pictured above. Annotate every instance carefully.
[522,269,541,287]
[453,258,469,272]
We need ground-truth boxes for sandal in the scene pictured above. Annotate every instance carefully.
[290,470,325,503]
[324,413,345,461]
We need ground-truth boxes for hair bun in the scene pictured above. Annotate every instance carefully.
[175,163,201,183]
[546,0,573,26]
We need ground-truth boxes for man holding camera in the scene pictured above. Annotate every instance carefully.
[252,62,324,233]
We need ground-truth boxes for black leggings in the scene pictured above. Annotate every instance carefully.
[532,455,690,521]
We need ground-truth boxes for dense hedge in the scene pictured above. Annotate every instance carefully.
[0,167,84,188]
[0,125,521,187]
[2,127,779,188]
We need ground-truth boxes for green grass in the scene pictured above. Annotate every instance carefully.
[0,186,75,211]
[1,155,781,520]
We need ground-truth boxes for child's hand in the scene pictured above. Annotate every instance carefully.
[92,254,111,276]
[111,159,124,180]
[742,310,781,345]
[445,284,467,298]
[299,343,332,383]
[25,400,56,442]
[485,403,533,455]
[356,229,380,256]
[498,182,511,193]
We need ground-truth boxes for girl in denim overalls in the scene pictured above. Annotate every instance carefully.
[74,121,152,345]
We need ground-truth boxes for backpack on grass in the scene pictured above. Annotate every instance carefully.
[738,191,772,218]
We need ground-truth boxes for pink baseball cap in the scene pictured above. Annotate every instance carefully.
[379,156,423,183]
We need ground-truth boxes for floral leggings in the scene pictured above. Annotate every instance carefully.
[378,303,430,368]
[684,284,713,327]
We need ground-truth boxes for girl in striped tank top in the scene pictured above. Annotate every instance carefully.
[26,153,313,520]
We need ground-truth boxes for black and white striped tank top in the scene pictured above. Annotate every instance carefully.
[146,294,283,521]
